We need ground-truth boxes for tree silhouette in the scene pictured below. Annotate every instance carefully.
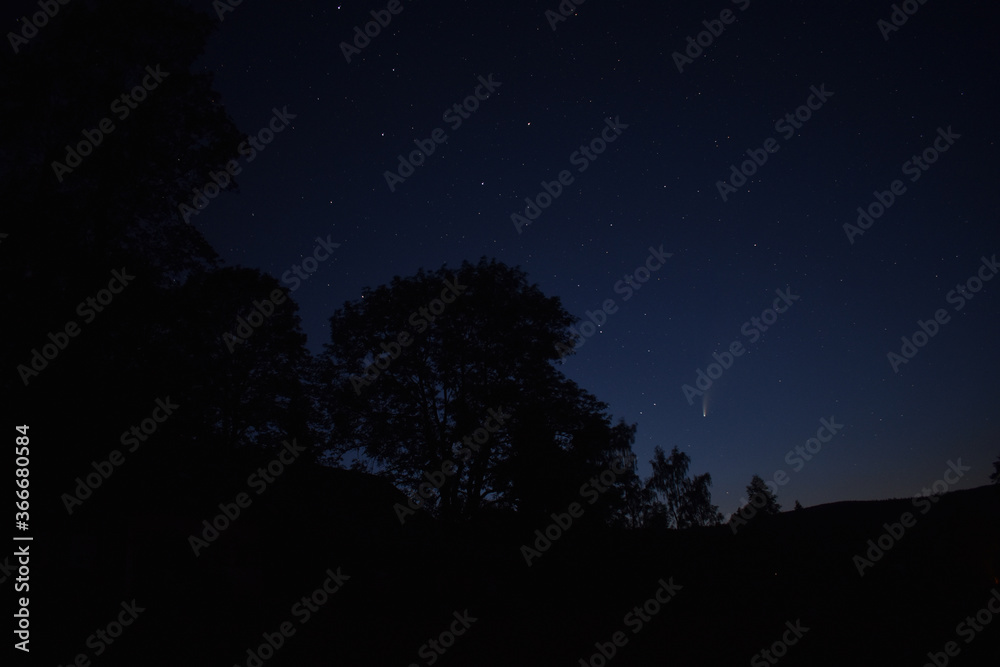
[679,472,724,527]
[990,454,1000,484]
[0,0,245,294]
[610,422,654,529]
[1,0,247,416]
[743,474,782,515]
[156,268,315,455]
[1,0,329,639]
[319,258,636,522]
[794,500,804,511]
[644,446,722,529]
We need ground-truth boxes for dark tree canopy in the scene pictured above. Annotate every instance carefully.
[643,445,722,529]
[2,0,248,410]
[0,0,246,292]
[3,0,313,478]
[743,474,782,516]
[320,257,635,522]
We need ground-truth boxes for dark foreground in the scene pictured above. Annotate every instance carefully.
[41,456,1000,666]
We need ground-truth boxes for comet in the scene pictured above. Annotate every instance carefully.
[702,393,709,417]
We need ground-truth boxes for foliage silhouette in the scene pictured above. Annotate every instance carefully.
[643,445,723,529]
[744,473,782,515]
[319,257,638,522]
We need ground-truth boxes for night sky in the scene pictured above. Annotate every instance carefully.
[166,0,996,515]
